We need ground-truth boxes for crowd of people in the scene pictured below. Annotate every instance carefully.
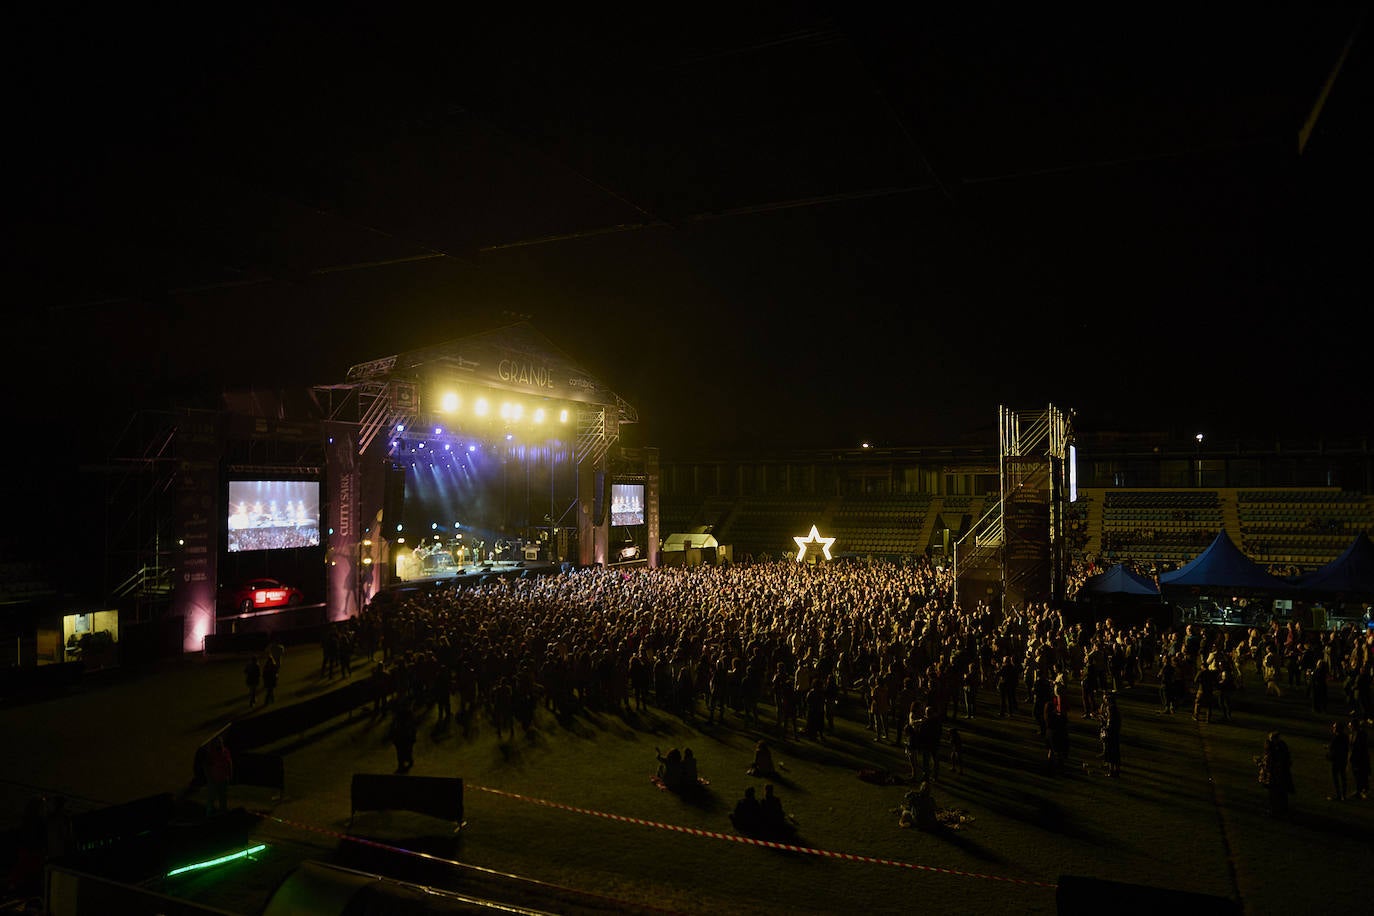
[327,554,1374,830]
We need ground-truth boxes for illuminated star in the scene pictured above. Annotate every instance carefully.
[794,525,836,562]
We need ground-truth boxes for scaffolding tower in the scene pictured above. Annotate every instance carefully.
[954,404,1073,613]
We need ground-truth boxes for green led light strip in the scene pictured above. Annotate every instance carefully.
[166,843,267,877]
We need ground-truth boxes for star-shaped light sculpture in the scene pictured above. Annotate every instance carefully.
[794,524,836,562]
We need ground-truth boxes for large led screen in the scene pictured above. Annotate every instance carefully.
[610,483,645,527]
[227,480,321,552]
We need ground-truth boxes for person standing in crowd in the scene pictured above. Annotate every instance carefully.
[916,705,942,782]
[1217,663,1236,722]
[948,726,965,775]
[902,714,920,780]
[1046,698,1070,775]
[1193,662,1217,723]
[337,627,353,678]
[1259,730,1296,818]
[261,655,279,705]
[1099,692,1122,777]
[390,704,417,773]
[1079,648,1099,719]
[1348,718,1370,800]
[868,673,889,742]
[243,655,261,707]
[1158,654,1177,714]
[434,662,452,723]
[961,658,980,719]
[1311,655,1330,714]
[997,656,1018,718]
[803,680,827,741]
[1326,720,1350,801]
[202,736,233,816]
[1356,661,1372,719]
[371,659,390,715]
[267,633,285,672]
[1032,667,1054,737]
[322,626,338,678]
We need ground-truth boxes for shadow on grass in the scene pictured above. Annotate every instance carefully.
[1291,806,1374,841]
[667,785,724,814]
[188,711,244,733]
[264,714,365,756]
[931,772,1126,850]
[923,821,1010,865]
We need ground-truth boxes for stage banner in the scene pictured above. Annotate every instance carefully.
[645,448,660,568]
[172,410,222,652]
[325,422,361,622]
[359,322,623,408]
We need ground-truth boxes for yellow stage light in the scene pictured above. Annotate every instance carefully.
[474,398,489,416]
[533,408,546,423]
[559,409,569,423]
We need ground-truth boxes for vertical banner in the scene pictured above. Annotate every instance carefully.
[577,462,605,566]
[172,410,222,653]
[325,422,361,622]
[645,448,660,568]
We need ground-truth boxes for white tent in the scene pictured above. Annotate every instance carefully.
[662,531,719,551]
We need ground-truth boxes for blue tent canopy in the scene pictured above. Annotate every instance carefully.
[1158,530,1294,591]
[1082,563,1160,596]
[1294,531,1374,596]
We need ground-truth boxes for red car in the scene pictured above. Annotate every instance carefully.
[227,578,305,614]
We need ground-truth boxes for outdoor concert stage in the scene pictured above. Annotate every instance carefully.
[164,321,659,653]
[396,557,563,590]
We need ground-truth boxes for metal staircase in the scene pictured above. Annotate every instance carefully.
[954,404,1073,611]
[355,380,419,456]
[113,565,174,600]
[575,395,639,467]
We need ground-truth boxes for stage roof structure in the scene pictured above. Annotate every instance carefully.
[317,321,637,459]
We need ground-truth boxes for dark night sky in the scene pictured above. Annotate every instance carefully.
[11,5,1373,463]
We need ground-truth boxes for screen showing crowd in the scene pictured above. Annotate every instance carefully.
[611,483,644,527]
[226,480,321,552]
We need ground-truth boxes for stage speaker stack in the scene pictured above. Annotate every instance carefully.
[381,463,406,537]
[593,470,607,526]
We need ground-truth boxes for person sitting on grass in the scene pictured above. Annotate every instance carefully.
[730,786,762,836]
[746,740,776,777]
[681,747,702,792]
[655,747,683,792]
[759,783,795,840]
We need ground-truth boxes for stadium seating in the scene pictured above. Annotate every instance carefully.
[659,487,1374,575]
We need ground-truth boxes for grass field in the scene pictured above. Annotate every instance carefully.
[5,648,1369,915]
